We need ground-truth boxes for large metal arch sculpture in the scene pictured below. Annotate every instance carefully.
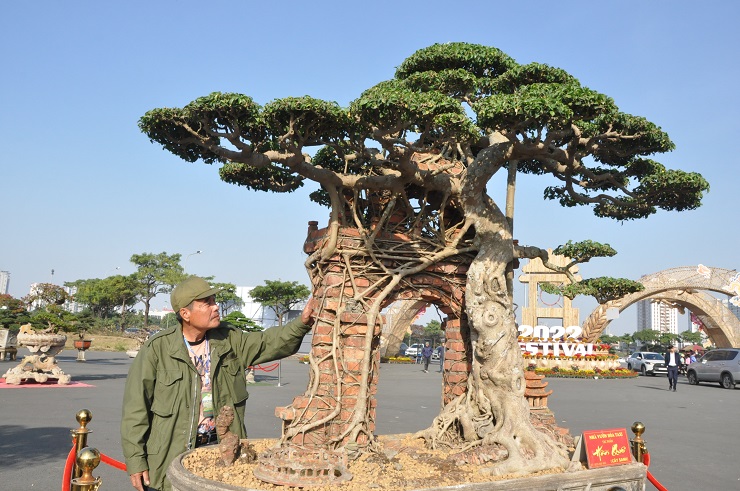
[582,266,740,347]
[380,299,428,357]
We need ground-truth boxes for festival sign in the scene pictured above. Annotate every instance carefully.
[517,325,595,356]
[581,428,632,468]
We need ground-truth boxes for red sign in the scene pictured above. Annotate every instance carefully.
[582,428,632,468]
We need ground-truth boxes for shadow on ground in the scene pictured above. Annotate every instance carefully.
[0,425,71,469]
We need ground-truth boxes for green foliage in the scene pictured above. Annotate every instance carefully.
[424,319,444,344]
[139,92,262,165]
[657,332,679,347]
[130,252,186,327]
[0,294,30,329]
[395,43,516,88]
[67,275,138,318]
[680,330,702,344]
[542,276,644,304]
[30,304,77,333]
[598,334,620,345]
[222,311,263,332]
[632,329,658,344]
[475,82,617,132]
[211,282,243,315]
[553,240,616,263]
[249,280,310,326]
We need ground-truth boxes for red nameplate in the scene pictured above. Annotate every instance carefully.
[582,428,632,468]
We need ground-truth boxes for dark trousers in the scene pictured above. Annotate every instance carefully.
[423,356,431,370]
[667,366,679,388]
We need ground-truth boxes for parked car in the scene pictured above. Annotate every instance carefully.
[397,343,409,357]
[686,348,740,389]
[431,346,443,361]
[626,351,667,376]
[405,343,424,357]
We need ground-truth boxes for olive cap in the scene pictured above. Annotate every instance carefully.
[171,276,223,312]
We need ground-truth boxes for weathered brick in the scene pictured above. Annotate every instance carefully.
[445,373,468,384]
[342,347,365,362]
[342,336,367,348]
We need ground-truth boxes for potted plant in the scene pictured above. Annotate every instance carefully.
[73,329,93,361]
[1,284,76,384]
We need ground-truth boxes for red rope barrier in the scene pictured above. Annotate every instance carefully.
[100,452,127,471]
[250,363,280,372]
[61,437,76,491]
[643,453,669,491]
[61,437,128,491]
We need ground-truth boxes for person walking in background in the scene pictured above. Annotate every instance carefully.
[438,345,445,373]
[421,342,433,373]
[664,345,683,392]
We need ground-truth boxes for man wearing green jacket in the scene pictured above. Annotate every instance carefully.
[121,276,315,491]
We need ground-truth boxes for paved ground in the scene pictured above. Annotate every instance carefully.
[0,352,737,490]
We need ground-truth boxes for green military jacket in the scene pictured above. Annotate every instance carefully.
[120,318,311,491]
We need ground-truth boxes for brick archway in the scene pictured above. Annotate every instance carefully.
[581,266,740,347]
[274,225,473,452]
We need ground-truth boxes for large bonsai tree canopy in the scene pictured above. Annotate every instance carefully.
[140,42,708,478]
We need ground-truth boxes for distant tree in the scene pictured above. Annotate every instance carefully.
[424,319,444,346]
[657,332,679,347]
[0,294,29,329]
[222,311,263,332]
[211,282,244,316]
[106,275,140,329]
[130,252,186,327]
[632,329,658,346]
[407,323,426,345]
[598,334,620,345]
[680,329,702,345]
[249,280,310,328]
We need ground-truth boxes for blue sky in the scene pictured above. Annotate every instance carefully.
[1,1,738,335]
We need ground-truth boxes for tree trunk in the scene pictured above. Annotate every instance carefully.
[418,140,570,475]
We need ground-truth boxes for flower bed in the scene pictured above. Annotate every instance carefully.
[527,365,637,379]
[381,356,415,364]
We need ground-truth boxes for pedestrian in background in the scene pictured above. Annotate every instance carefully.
[664,345,683,392]
[421,342,433,373]
[438,345,445,373]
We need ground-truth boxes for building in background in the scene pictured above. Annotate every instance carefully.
[723,298,740,322]
[636,299,678,334]
[0,271,9,295]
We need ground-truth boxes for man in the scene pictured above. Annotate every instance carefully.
[121,276,315,491]
[421,341,433,373]
[664,345,683,392]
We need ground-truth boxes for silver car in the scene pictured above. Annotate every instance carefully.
[686,348,740,389]
[626,351,667,376]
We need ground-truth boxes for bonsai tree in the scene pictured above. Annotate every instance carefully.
[140,43,708,477]
[23,283,76,334]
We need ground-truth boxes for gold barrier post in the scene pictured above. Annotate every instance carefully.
[70,409,93,479]
[630,421,648,463]
[71,447,102,491]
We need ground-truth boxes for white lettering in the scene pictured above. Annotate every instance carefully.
[561,343,576,356]
[533,325,549,339]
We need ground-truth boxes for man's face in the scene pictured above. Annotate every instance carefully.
[183,295,220,329]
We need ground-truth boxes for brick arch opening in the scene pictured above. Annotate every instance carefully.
[273,224,474,455]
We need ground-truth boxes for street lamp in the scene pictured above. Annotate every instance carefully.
[184,250,202,270]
